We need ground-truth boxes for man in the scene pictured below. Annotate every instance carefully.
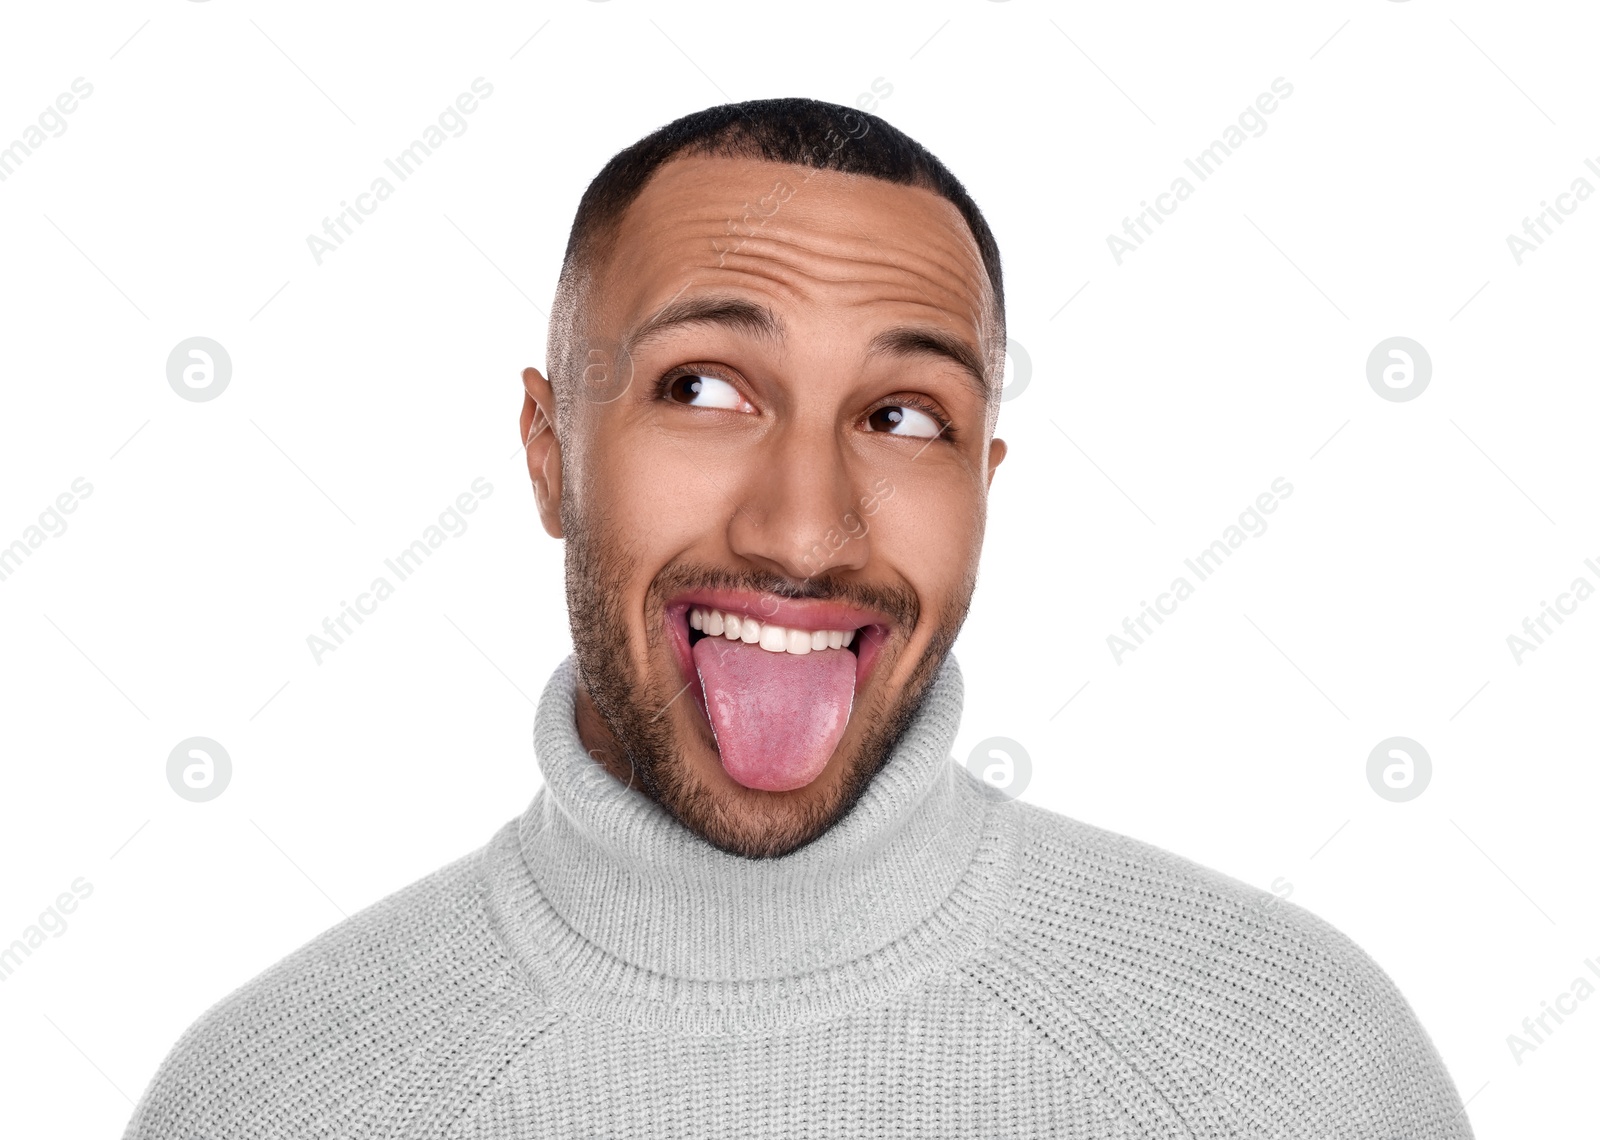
[126,98,1473,1138]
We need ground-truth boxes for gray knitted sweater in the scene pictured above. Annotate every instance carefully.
[125,654,1473,1138]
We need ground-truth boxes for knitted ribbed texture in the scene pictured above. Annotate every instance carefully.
[124,653,1473,1138]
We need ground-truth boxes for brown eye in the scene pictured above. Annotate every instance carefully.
[665,373,705,403]
[662,372,748,410]
[866,404,942,438]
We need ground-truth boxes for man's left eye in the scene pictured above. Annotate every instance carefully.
[865,404,944,439]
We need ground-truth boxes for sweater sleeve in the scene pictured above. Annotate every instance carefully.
[1090,898,1477,1139]
[121,849,523,1140]
[1244,911,1475,1139]
[982,806,1477,1139]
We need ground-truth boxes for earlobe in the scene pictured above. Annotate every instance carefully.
[520,366,565,539]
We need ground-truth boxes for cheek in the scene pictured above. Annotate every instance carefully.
[869,478,984,598]
[593,428,746,548]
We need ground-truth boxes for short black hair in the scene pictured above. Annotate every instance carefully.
[558,97,1004,319]
[547,97,1005,426]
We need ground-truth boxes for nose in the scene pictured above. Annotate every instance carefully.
[725,419,871,582]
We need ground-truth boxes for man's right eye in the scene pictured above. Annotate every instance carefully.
[661,372,750,411]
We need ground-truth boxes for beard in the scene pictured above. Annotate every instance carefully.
[560,500,970,859]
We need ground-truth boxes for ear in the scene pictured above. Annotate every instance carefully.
[520,366,564,538]
[985,436,1007,490]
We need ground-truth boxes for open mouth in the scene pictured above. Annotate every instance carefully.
[663,592,891,793]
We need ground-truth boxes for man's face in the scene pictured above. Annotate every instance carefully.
[521,154,1005,858]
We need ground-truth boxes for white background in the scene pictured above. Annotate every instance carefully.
[1,1,1595,1135]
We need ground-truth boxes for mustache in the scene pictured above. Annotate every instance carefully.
[651,561,919,630]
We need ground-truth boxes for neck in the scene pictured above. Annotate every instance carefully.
[486,651,1018,1016]
[572,684,635,790]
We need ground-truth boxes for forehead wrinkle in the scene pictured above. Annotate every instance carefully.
[623,186,981,297]
[726,222,982,300]
[616,224,982,340]
[674,257,990,396]
[627,242,994,406]
[714,255,976,325]
[693,232,986,340]
[613,157,993,320]
[605,163,998,400]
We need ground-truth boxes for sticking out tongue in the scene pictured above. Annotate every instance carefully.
[691,636,857,791]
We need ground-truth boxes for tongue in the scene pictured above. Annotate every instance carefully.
[691,636,857,791]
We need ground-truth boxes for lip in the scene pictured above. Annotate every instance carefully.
[661,587,895,728]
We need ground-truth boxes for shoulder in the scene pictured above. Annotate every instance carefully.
[967,801,1474,1137]
[123,828,533,1140]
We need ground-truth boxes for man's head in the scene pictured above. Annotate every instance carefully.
[520,97,1007,858]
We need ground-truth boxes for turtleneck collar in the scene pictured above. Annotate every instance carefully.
[481,652,1021,1032]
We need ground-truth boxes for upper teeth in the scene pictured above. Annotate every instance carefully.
[688,606,856,655]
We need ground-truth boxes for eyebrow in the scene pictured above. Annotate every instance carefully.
[863,326,991,407]
[623,294,785,358]
[623,292,992,406]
